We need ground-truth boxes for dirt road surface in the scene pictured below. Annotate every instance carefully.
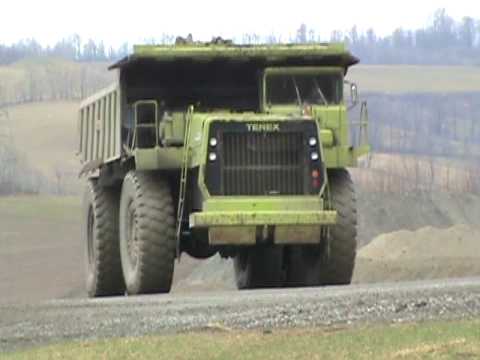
[1,277,480,353]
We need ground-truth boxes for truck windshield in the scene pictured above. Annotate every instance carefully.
[266,73,343,106]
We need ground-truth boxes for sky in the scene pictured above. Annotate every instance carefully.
[1,0,480,47]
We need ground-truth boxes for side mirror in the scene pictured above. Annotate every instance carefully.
[351,84,358,105]
[344,80,359,110]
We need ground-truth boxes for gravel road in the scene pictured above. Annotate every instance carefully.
[1,277,480,353]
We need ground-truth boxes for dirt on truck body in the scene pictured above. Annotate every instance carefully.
[77,40,370,296]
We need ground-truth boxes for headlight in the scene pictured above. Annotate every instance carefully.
[311,152,319,161]
[308,137,317,147]
[209,152,217,162]
[209,138,218,147]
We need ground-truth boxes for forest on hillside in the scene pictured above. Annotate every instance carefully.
[362,94,480,157]
[1,9,480,65]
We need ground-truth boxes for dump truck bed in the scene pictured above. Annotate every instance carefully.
[110,43,359,70]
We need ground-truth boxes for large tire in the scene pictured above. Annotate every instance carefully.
[233,246,284,289]
[284,169,357,287]
[318,168,357,285]
[284,245,322,287]
[119,171,176,295]
[83,180,125,297]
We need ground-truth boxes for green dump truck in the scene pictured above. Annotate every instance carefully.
[78,41,369,297]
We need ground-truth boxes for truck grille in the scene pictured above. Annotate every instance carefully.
[222,132,304,195]
[205,120,321,196]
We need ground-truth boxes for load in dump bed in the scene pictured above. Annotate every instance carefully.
[78,41,369,296]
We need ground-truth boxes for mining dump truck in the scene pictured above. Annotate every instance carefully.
[78,41,369,296]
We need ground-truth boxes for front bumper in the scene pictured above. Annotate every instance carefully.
[189,197,336,245]
[190,210,337,227]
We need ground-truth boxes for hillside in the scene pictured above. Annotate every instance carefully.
[4,101,80,193]
[8,101,78,170]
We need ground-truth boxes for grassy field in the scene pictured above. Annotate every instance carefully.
[3,319,479,360]
[0,195,80,222]
[0,196,84,303]
[348,65,480,93]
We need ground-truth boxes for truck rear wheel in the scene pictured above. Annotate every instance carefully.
[233,246,284,289]
[285,246,322,287]
[119,171,176,295]
[83,180,125,297]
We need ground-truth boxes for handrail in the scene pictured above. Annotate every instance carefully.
[176,105,194,257]
[351,101,369,148]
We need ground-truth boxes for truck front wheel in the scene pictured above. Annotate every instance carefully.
[119,171,176,295]
[285,168,357,286]
[318,168,357,285]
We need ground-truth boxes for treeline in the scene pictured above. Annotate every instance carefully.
[344,9,480,65]
[0,36,129,65]
[0,59,114,106]
[1,9,480,65]
[293,9,480,65]
[359,93,480,157]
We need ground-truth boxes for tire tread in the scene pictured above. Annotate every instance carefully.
[84,180,124,297]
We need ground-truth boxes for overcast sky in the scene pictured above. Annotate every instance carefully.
[1,0,480,46]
